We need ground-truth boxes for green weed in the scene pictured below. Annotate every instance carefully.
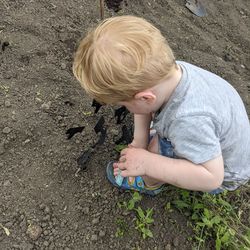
[117,192,154,239]
[115,218,128,237]
[168,189,250,250]
[114,144,127,153]
[135,207,154,239]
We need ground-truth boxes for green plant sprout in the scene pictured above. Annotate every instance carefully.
[168,189,250,250]
[114,144,127,153]
[135,207,154,239]
[117,192,154,239]
[115,218,128,237]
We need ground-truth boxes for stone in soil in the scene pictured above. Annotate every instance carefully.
[3,127,11,134]
[26,224,43,240]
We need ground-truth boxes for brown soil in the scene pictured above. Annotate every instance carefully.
[0,0,249,249]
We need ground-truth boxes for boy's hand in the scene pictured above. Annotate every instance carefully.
[113,147,150,177]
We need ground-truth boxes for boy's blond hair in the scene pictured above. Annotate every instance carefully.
[73,15,176,104]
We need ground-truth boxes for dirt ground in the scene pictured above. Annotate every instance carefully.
[0,0,249,249]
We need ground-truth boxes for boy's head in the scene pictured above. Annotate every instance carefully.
[73,15,176,104]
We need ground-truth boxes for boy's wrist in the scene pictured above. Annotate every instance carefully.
[130,138,148,149]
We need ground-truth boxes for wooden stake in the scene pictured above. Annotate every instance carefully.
[100,0,104,20]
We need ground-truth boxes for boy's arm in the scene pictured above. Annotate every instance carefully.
[130,114,152,149]
[144,153,224,191]
[117,148,224,191]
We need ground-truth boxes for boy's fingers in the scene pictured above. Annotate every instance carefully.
[120,170,129,177]
[117,162,126,170]
[119,156,126,163]
[113,162,119,168]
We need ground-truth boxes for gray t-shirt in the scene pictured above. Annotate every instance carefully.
[153,61,250,190]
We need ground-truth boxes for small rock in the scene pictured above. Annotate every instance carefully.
[27,224,43,240]
[20,242,33,250]
[49,236,54,242]
[82,207,89,214]
[104,208,109,213]
[0,143,5,155]
[43,241,50,247]
[65,235,70,242]
[165,243,171,250]
[3,127,11,134]
[35,97,42,103]
[99,230,106,237]
[3,180,10,186]
[39,203,46,210]
[44,206,51,214]
[172,237,179,247]
[92,217,100,225]
[41,102,51,110]
[41,222,47,228]
[20,219,27,231]
[5,221,13,227]
[23,139,31,145]
[91,234,98,241]
[61,63,67,70]
[4,100,11,107]
[43,230,49,236]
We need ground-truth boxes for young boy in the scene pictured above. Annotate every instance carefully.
[73,15,250,195]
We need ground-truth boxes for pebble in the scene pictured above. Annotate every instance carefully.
[99,230,106,237]
[41,101,51,110]
[165,243,171,250]
[20,243,33,250]
[35,97,42,103]
[3,127,11,134]
[20,219,27,231]
[92,217,100,225]
[26,224,43,240]
[61,63,67,69]
[172,237,179,247]
[39,203,46,210]
[44,240,50,247]
[0,143,5,155]
[23,139,31,145]
[3,180,11,186]
[82,207,90,214]
[4,100,11,107]
[44,206,51,214]
[43,230,49,236]
[91,234,98,241]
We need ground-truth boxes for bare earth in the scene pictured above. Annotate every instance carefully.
[0,0,249,249]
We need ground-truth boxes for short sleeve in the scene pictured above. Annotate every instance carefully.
[168,115,221,164]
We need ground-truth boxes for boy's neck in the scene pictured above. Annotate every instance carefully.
[154,64,182,111]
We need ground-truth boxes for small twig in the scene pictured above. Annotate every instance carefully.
[100,0,104,20]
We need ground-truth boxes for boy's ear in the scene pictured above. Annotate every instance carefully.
[134,90,156,103]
